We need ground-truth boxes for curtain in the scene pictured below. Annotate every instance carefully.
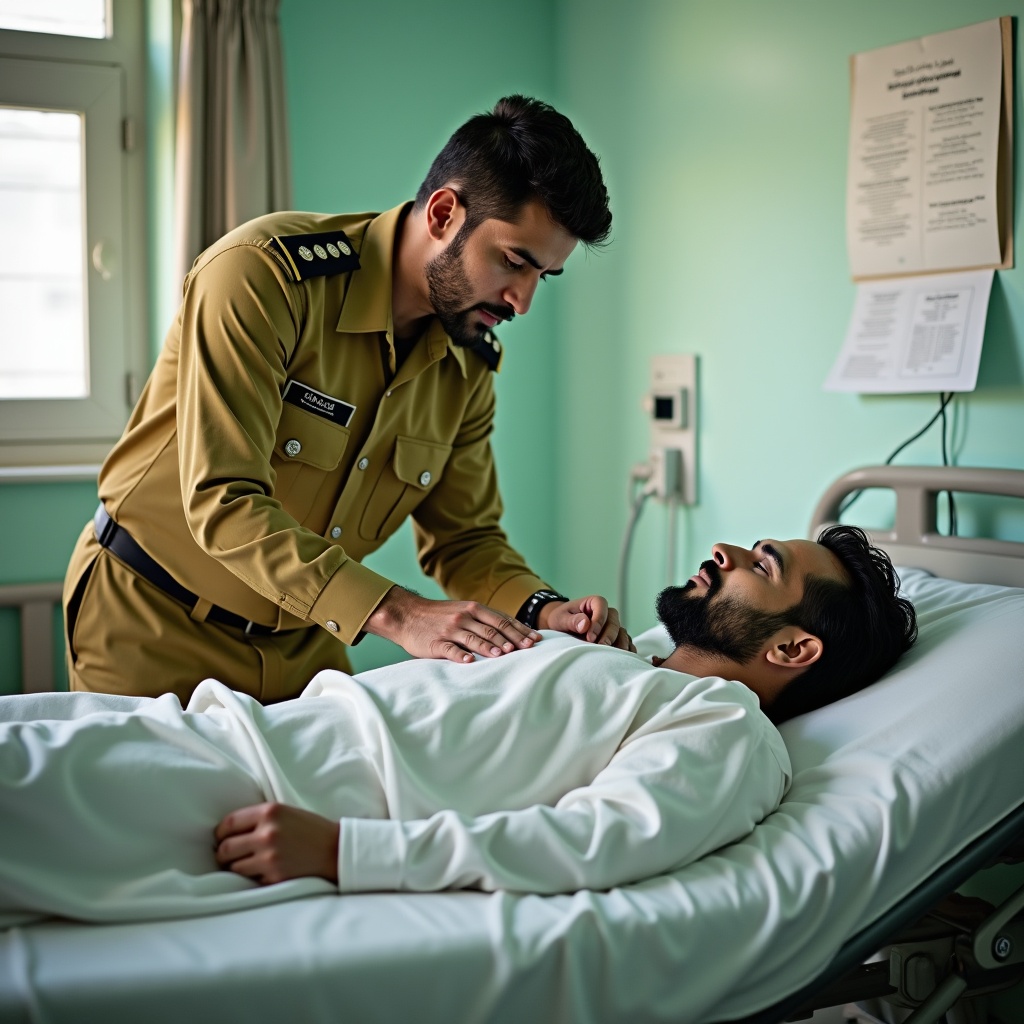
[173,0,292,284]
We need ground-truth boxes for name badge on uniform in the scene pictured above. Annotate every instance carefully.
[283,380,356,427]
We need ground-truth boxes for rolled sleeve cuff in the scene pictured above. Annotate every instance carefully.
[338,817,408,892]
[487,573,549,620]
[309,559,396,645]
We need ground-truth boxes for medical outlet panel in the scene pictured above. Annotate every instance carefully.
[644,354,698,505]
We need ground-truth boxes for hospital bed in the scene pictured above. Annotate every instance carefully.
[0,464,1022,1024]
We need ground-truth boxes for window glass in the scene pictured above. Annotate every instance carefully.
[0,0,107,38]
[0,0,148,468]
[0,106,88,399]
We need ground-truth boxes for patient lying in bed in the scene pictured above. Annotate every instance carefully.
[0,527,915,926]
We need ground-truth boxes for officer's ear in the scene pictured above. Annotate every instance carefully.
[425,187,465,242]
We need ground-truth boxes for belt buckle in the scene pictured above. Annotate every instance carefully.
[94,505,118,548]
[244,620,257,636]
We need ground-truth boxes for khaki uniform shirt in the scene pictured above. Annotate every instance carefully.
[95,203,548,648]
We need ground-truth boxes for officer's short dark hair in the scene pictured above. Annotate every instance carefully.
[415,95,612,247]
[765,525,918,725]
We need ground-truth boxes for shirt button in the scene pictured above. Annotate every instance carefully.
[419,470,431,486]
[357,457,369,470]
[325,620,339,632]
[385,390,392,397]
[330,526,342,539]
[284,439,302,457]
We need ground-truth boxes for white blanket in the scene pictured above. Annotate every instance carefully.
[0,632,789,927]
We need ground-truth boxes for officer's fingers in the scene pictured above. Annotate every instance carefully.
[429,637,475,664]
[582,596,610,642]
[612,626,635,651]
[541,601,590,637]
[464,605,541,650]
[455,621,521,658]
[591,605,625,646]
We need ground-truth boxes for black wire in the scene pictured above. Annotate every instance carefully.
[839,392,958,522]
[939,391,958,536]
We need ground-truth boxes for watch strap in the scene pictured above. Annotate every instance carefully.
[516,589,568,629]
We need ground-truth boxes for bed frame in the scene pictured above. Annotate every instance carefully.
[730,464,1024,1024]
[810,465,1024,588]
[0,581,62,694]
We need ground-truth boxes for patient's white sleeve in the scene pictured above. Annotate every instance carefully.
[337,683,789,894]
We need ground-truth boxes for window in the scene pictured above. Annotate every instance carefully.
[0,0,147,469]
[0,0,107,39]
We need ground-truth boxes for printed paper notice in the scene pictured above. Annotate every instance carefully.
[847,19,1004,278]
[825,269,993,393]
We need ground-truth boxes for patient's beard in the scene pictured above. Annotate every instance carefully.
[656,569,789,664]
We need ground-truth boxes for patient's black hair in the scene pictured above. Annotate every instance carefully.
[765,525,918,725]
[414,95,612,247]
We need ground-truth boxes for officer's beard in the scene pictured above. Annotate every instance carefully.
[656,561,789,663]
[426,229,515,346]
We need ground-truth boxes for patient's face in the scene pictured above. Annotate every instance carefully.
[656,538,845,661]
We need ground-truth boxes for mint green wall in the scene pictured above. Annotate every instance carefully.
[556,0,1024,630]
[278,0,559,669]
[4,1,1024,686]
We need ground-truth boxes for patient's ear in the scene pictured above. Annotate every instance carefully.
[764,630,823,670]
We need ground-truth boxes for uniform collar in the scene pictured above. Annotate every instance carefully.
[336,202,469,379]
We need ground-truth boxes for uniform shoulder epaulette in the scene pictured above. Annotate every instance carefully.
[470,331,503,372]
[268,230,361,282]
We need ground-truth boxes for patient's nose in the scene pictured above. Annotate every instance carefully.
[711,543,746,570]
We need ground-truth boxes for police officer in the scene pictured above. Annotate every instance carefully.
[63,95,630,704]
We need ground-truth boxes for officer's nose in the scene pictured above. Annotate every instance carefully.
[504,277,539,317]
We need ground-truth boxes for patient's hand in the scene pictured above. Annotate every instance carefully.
[214,803,339,886]
[538,595,635,651]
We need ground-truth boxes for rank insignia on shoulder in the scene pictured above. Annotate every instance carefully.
[268,231,361,281]
[470,330,503,372]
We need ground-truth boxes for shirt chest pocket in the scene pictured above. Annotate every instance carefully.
[271,402,351,522]
[359,435,452,542]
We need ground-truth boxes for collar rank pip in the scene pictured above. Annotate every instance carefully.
[269,230,361,282]
[470,330,503,372]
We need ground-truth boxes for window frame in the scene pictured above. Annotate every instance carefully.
[0,0,148,471]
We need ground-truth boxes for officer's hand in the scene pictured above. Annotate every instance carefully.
[538,595,635,651]
[365,587,542,664]
[214,802,339,886]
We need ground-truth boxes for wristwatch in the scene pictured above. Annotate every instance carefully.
[516,589,568,629]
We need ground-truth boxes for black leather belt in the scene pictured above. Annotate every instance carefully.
[93,504,276,636]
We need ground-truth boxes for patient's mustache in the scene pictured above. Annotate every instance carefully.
[699,559,721,594]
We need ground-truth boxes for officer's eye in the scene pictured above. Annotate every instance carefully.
[503,255,525,272]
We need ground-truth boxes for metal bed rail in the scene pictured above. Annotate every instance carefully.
[0,580,63,694]
[809,465,1024,588]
